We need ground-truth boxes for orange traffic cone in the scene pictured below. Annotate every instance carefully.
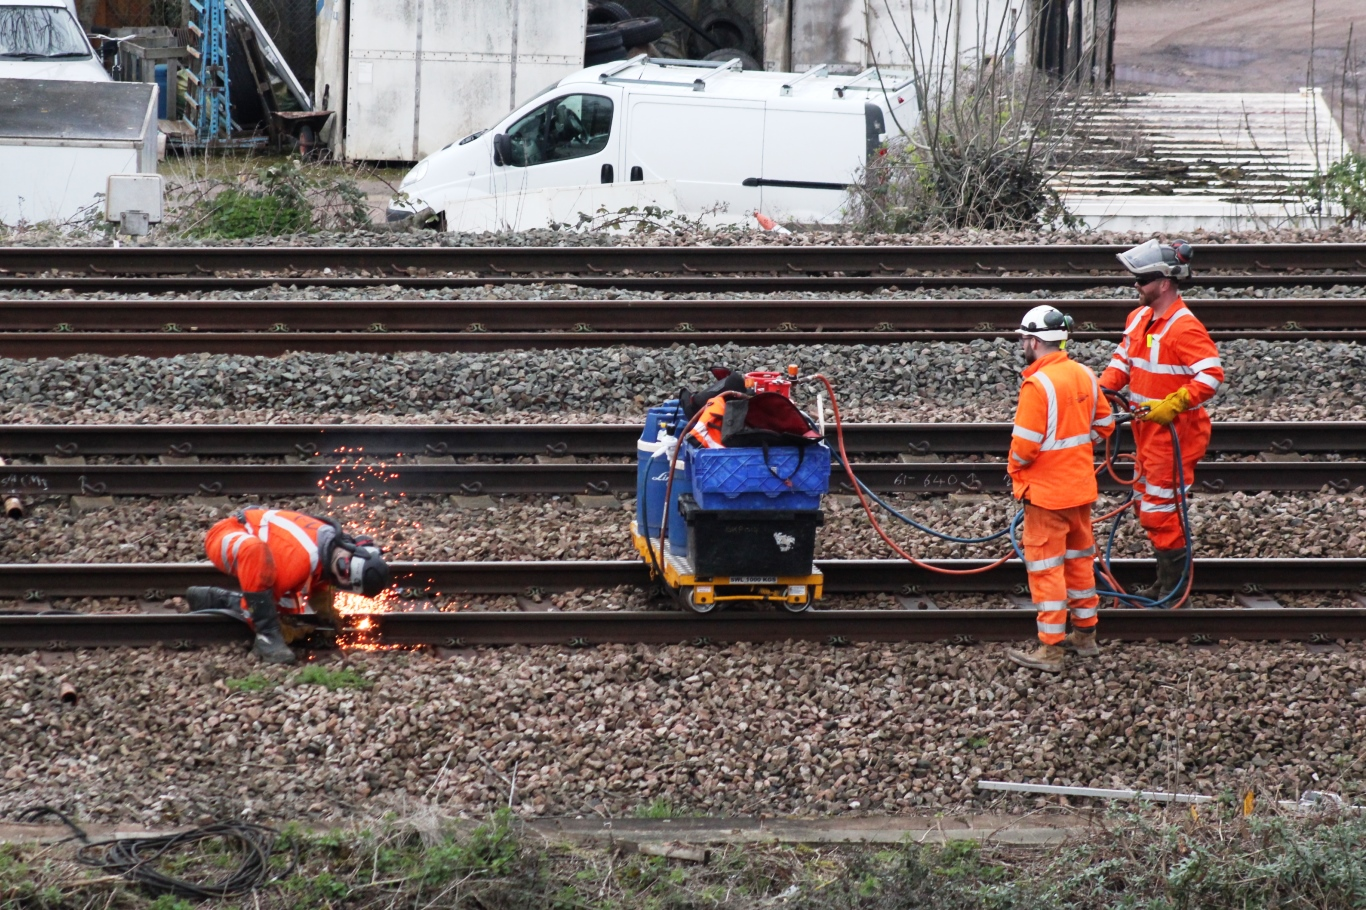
[753,212,790,233]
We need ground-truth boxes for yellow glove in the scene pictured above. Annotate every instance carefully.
[1140,387,1192,426]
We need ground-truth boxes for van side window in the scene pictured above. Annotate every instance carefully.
[503,94,613,167]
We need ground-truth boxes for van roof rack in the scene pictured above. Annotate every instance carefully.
[597,55,744,92]
[831,67,915,99]
[781,64,828,97]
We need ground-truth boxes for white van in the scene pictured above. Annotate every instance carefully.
[0,0,109,82]
[388,56,916,230]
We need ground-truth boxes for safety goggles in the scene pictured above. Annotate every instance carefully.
[1133,274,1165,287]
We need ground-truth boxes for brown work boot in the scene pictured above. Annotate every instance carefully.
[1062,628,1099,657]
[1006,643,1065,673]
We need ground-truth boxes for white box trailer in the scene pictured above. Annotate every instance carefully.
[0,78,158,226]
[316,0,588,162]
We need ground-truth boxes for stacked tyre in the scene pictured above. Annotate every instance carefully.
[584,2,665,67]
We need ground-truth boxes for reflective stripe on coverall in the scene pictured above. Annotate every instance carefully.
[687,395,728,448]
[204,508,330,615]
[1008,351,1115,645]
[1099,299,1224,549]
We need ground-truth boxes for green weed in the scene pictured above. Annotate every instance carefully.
[224,673,275,693]
[295,665,373,691]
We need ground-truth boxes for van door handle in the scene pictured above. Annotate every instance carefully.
[601,164,614,184]
[630,166,643,182]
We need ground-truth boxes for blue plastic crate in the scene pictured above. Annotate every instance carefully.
[690,443,830,510]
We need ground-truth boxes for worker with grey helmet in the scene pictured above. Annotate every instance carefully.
[1100,239,1224,600]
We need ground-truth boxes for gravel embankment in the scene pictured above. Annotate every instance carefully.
[7,224,1366,248]
[0,338,1363,424]
[2,641,1361,825]
[2,490,1359,565]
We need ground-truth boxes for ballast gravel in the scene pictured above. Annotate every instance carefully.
[1,641,1361,825]
[0,338,1364,425]
[6,224,1366,248]
[2,490,1361,565]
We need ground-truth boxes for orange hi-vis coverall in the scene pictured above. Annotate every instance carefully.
[687,395,727,448]
[1008,351,1115,646]
[1099,299,1224,550]
[205,508,334,616]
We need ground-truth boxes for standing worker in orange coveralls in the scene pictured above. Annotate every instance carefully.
[1005,306,1115,673]
[1101,240,1224,600]
[185,508,391,664]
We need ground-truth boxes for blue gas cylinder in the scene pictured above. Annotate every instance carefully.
[636,400,680,535]
[665,444,692,556]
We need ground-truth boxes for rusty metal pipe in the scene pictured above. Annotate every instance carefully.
[4,497,23,519]
[58,681,77,705]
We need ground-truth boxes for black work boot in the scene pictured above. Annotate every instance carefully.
[1149,549,1187,602]
[244,592,296,664]
[185,586,240,613]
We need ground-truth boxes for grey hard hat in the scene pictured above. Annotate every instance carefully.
[1116,238,1193,281]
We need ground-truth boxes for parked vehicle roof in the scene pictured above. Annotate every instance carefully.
[563,56,915,107]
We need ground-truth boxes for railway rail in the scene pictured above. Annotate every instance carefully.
[3,244,1365,294]
[1,607,1361,649]
[5,459,1362,497]
[3,422,1355,458]
[1,297,1362,355]
[1,557,1361,598]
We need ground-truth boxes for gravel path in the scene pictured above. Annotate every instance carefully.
[0,338,1363,424]
[2,641,1361,825]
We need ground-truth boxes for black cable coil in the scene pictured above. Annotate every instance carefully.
[18,806,293,898]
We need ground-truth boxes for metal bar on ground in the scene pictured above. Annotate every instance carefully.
[975,781,1214,804]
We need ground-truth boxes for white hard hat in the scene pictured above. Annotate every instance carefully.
[1017,305,1071,342]
[1116,238,1193,281]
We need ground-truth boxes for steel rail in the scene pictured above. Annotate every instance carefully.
[2,328,1361,358]
[1,274,1360,294]
[1,558,1361,598]
[4,460,1362,497]
[4,421,1356,458]
[4,244,1366,275]
[1,607,1362,649]
[4,298,1364,332]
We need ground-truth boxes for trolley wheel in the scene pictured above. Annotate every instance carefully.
[781,596,813,613]
[682,586,717,614]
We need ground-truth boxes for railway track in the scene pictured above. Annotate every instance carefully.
[3,421,1355,458]
[2,244,1365,293]
[0,297,1359,356]
[1,558,1363,648]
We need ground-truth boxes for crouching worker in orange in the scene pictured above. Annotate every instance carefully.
[186,508,391,664]
[1005,307,1115,673]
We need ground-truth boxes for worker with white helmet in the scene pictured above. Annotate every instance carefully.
[1005,305,1115,673]
[1101,239,1224,601]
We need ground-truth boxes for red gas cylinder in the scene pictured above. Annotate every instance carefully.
[745,370,792,397]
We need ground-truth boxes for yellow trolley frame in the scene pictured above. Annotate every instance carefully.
[631,520,824,612]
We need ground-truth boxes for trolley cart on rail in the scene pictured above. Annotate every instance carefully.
[631,371,831,613]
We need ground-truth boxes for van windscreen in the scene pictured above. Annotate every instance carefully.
[0,6,90,57]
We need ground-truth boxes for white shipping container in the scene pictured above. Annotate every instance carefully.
[316,0,587,162]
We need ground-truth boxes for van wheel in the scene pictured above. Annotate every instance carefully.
[587,1,632,24]
[702,47,759,71]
